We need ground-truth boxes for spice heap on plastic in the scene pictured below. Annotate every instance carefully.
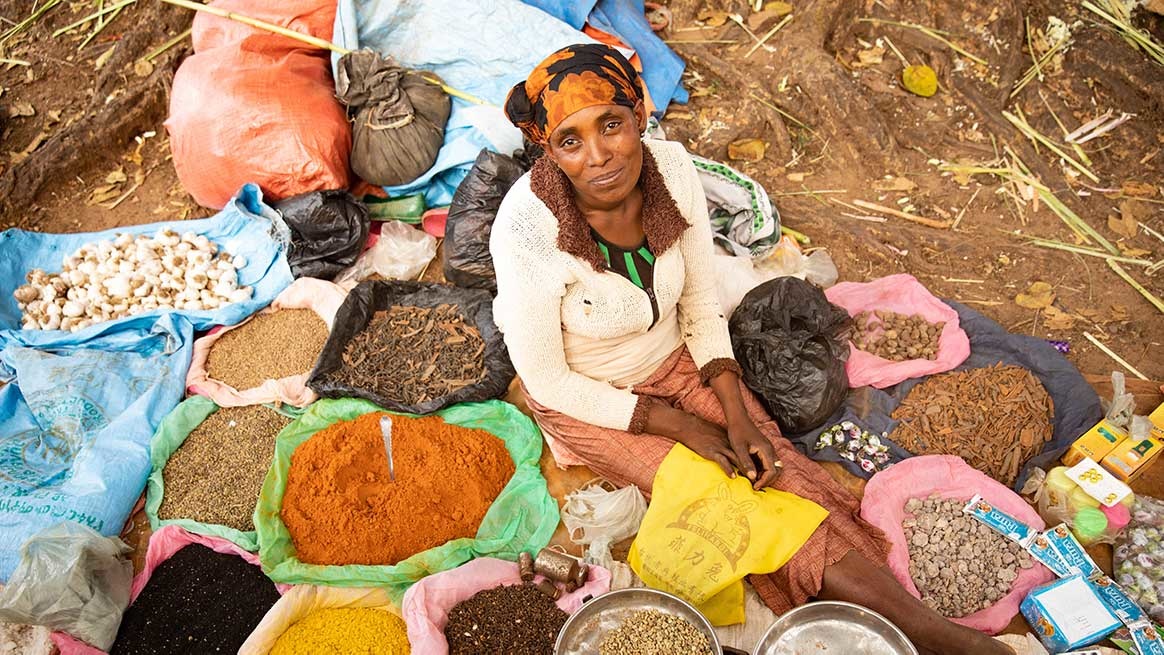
[159,405,290,532]
[281,413,513,565]
[329,304,486,405]
[14,230,248,332]
[904,496,1033,617]
[598,609,712,655]
[852,310,944,361]
[890,363,1054,486]
[271,608,410,654]
[444,584,567,655]
[110,544,279,655]
[206,309,329,390]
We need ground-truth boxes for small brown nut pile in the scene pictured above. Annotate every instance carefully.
[904,496,1034,618]
[852,310,944,361]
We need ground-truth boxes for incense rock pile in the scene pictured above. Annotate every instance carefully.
[852,310,944,361]
[890,364,1054,486]
[904,496,1034,618]
[158,405,290,532]
[14,230,248,332]
[329,304,486,406]
[599,610,712,655]
[110,544,279,655]
[444,584,567,655]
[281,413,513,565]
[271,608,410,654]
[206,309,329,390]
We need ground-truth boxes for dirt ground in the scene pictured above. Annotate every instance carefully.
[1,0,1162,383]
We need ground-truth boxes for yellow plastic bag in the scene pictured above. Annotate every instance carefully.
[628,445,829,625]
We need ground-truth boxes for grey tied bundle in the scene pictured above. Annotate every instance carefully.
[337,50,450,187]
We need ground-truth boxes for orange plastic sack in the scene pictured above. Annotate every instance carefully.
[192,0,336,52]
[166,40,351,209]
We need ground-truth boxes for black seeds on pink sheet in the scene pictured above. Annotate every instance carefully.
[110,543,279,655]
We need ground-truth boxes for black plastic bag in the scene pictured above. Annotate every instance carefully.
[308,280,516,414]
[729,277,852,435]
[443,149,530,290]
[275,189,370,281]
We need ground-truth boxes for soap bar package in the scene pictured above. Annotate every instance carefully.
[1021,575,1121,653]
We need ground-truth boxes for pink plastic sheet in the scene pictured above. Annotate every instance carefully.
[402,557,611,654]
[860,455,1055,634]
[185,277,347,408]
[825,273,970,388]
[53,526,290,654]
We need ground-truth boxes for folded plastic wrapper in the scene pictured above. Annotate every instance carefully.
[401,557,611,655]
[0,523,132,651]
[860,455,1055,634]
[186,277,348,408]
[239,585,402,655]
[561,480,647,571]
[51,525,291,654]
[334,221,437,291]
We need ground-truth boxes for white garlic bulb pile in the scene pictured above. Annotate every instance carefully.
[14,229,253,331]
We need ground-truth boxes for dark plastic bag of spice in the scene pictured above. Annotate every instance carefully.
[729,276,852,435]
[274,189,370,281]
[308,280,516,414]
[337,50,451,188]
[443,148,536,290]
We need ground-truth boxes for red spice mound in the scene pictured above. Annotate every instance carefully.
[281,412,514,566]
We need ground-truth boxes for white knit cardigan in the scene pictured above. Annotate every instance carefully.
[490,139,739,432]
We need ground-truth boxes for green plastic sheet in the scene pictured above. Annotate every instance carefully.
[144,396,264,551]
[254,398,559,602]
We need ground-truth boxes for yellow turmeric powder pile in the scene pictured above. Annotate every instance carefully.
[270,608,410,654]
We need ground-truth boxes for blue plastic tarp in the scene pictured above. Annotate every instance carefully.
[522,0,688,109]
[0,184,293,334]
[0,314,192,580]
[332,0,602,207]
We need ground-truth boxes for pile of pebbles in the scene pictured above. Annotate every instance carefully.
[903,496,1033,618]
[852,310,944,361]
[598,610,712,655]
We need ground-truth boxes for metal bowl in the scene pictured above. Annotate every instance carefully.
[555,588,723,654]
[754,601,918,655]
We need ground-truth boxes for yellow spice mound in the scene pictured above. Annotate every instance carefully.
[271,608,410,654]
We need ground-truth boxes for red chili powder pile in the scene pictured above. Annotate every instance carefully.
[281,412,514,566]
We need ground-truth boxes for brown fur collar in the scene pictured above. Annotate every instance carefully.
[529,145,689,271]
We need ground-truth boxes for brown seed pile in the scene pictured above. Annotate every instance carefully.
[852,310,944,361]
[904,496,1034,617]
[598,610,712,655]
[444,584,567,655]
[206,309,329,391]
[158,405,290,531]
[330,304,486,405]
[890,364,1054,486]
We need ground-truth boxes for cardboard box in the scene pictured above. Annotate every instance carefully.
[1021,575,1121,653]
[1101,434,1163,484]
[1063,419,1129,467]
[1150,401,1164,441]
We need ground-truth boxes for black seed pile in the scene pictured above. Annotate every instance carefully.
[444,584,568,655]
[110,544,280,655]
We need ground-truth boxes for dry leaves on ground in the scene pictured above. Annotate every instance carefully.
[1015,281,1055,309]
[728,138,768,162]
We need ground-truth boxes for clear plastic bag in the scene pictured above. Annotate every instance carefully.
[561,480,647,570]
[0,523,132,650]
[1104,371,1136,428]
[1114,494,1164,624]
[334,221,437,289]
[753,236,838,288]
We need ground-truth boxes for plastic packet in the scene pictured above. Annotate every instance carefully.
[1114,495,1164,624]
[334,221,437,290]
[561,480,647,570]
[0,523,133,650]
[1104,372,1136,429]
[753,236,838,288]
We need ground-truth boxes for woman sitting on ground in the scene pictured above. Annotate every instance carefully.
[490,43,1010,655]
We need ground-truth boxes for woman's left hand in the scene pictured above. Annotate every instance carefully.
[726,419,782,490]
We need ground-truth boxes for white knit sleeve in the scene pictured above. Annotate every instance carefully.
[491,196,648,432]
[674,155,742,381]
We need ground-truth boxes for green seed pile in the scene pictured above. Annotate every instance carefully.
[599,610,712,655]
[158,405,290,531]
[206,309,329,391]
[444,584,567,655]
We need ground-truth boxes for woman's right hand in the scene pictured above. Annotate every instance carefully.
[645,402,740,478]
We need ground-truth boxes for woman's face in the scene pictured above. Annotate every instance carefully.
[545,102,646,210]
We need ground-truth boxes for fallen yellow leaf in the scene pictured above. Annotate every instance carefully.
[1042,306,1076,330]
[1121,181,1157,197]
[728,138,768,163]
[873,176,917,192]
[1015,281,1055,309]
[87,183,123,205]
[697,9,729,26]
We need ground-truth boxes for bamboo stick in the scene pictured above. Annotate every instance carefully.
[144,27,192,62]
[52,0,135,38]
[1083,332,1149,380]
[851,199,952,229]
[1107,259,1164,314]
[856,17,988,65]
[158,0,488,105]
[1003,110,1099,183]
[746,14,792,58]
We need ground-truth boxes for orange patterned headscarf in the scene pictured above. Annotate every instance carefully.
[505,43,645,144]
